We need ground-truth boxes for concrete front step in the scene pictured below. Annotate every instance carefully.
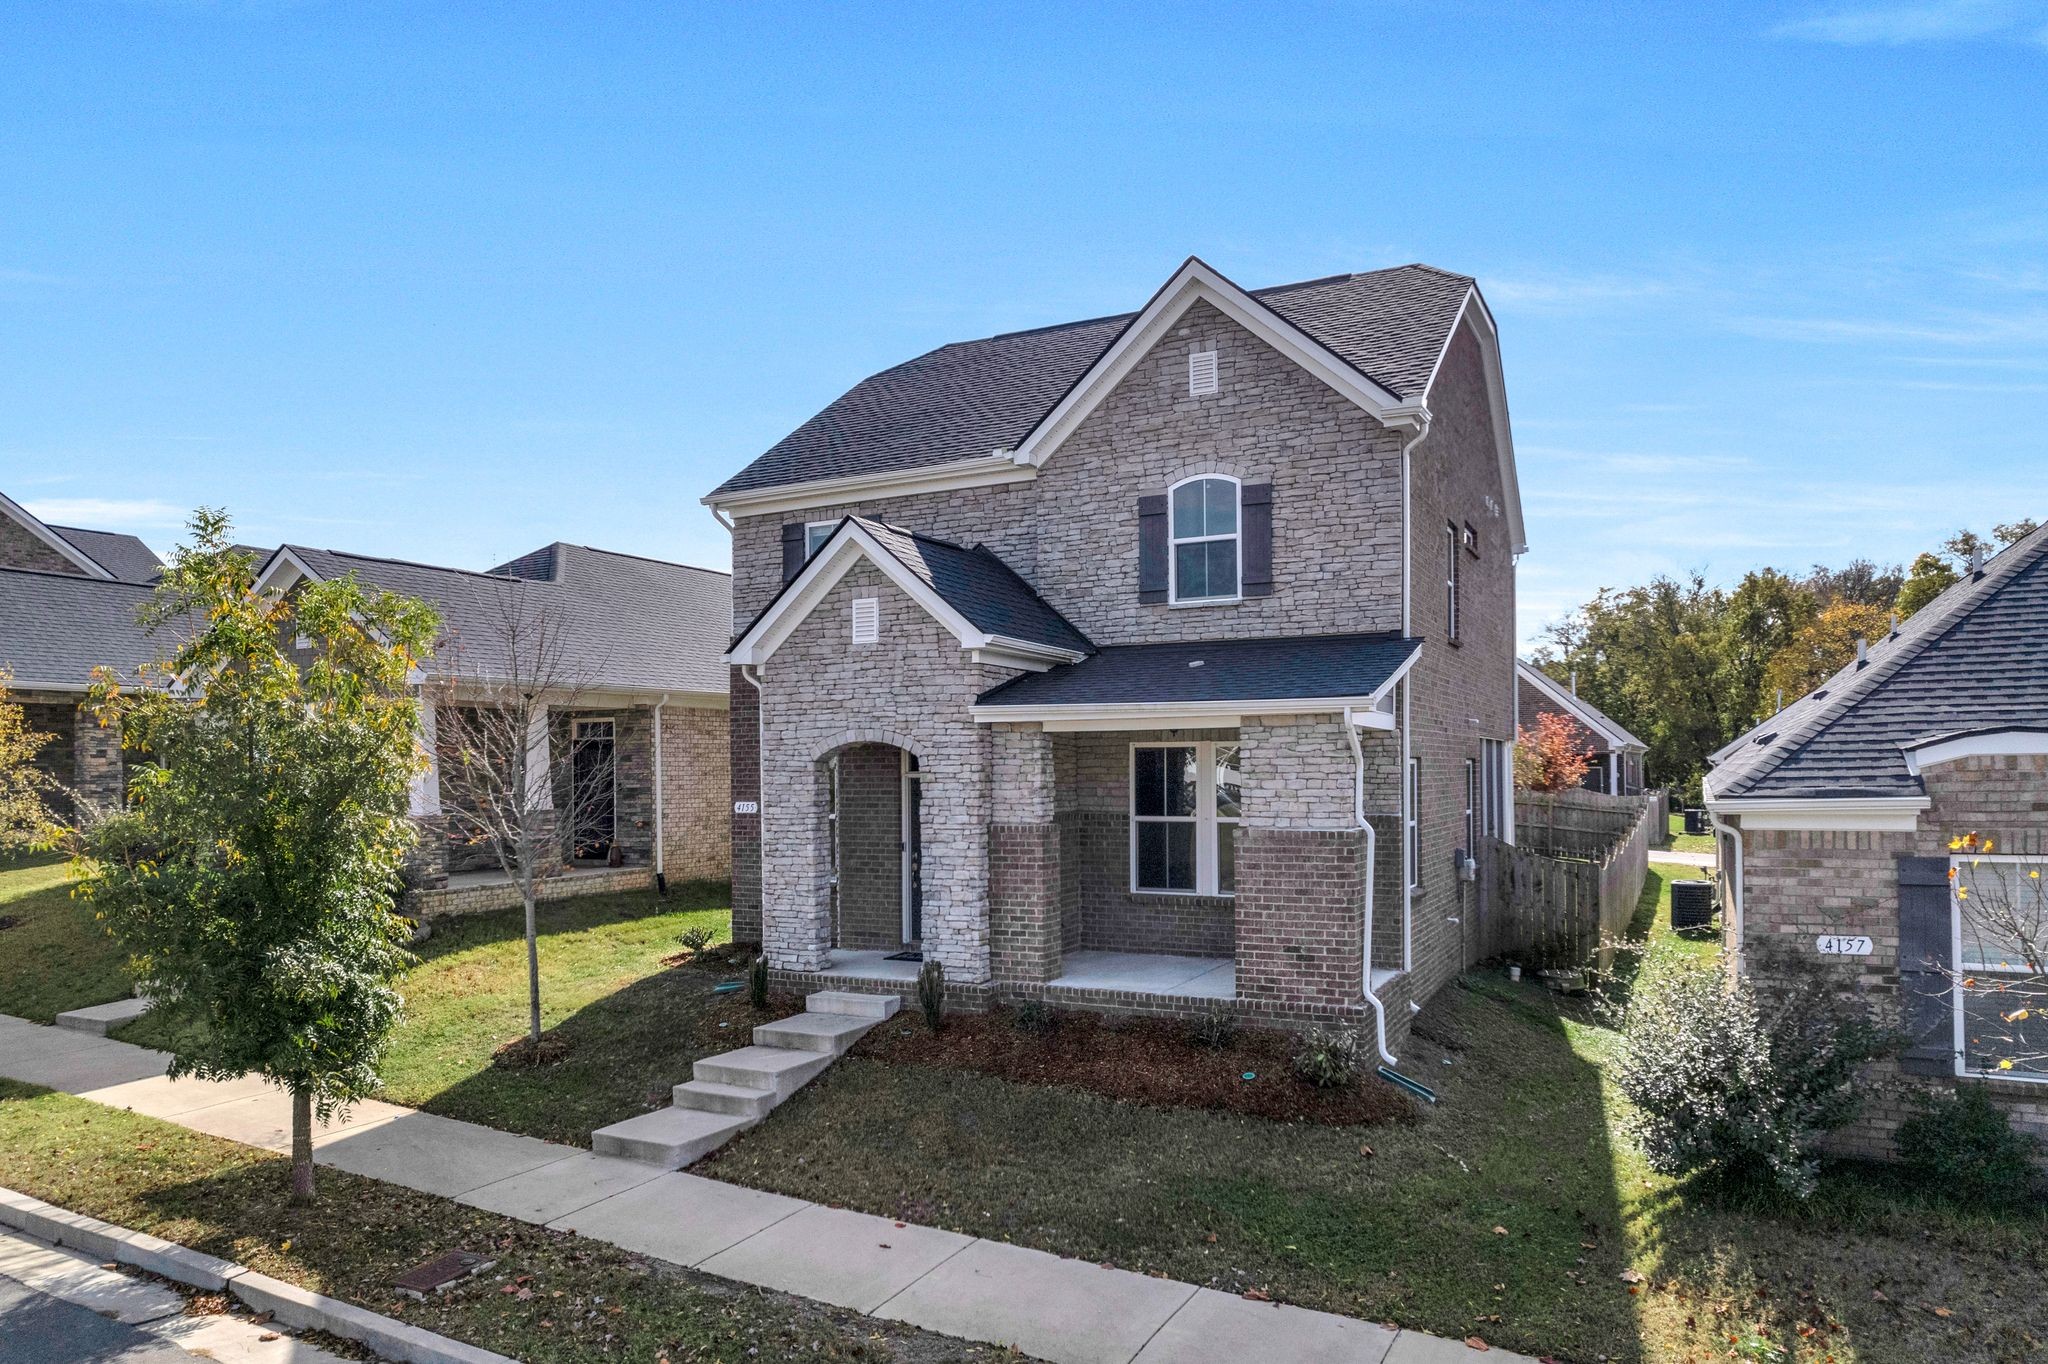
[694,1045,835,1098]
[671,1079,777,1120]
[590,1106,754,1168]
[806,990,901,1020]
[752,1012,875,1055]
[54,997,152,1036]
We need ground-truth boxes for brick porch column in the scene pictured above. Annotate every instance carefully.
[1234,714,1369,1014]
[760,728,834,973]
[71,703,123,815]
[988,723,1062,988]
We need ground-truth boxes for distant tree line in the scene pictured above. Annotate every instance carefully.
[1530,520,2040,802]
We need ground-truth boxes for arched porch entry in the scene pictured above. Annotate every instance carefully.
[821,738,925,959]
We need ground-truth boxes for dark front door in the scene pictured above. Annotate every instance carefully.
[571,719,616,861]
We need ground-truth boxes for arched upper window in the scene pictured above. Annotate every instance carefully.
[1168,475,1240,604]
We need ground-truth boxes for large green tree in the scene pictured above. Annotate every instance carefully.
[0,669,57,850]
[79,510,437,1204]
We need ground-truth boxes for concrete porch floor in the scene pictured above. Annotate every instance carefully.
[814,949,926,983]
[1049,950,1234,1000]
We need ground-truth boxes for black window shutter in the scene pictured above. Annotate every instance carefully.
[781,522,807,583]
[1137,495,1168,603]
[1897,854,1956,1077]
[1241,482,1274,598]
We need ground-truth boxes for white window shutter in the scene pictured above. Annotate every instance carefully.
[851,597,879,644]
[1188,348,1218,396]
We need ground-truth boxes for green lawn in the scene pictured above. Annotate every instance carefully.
[0,852,133,1021]
[0,1080,1021,1364]
[116,879,778,1146]
[1665,811,1715,855]
[705,865,2048,1364]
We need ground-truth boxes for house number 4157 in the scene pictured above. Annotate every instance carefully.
[1815,935,1873,956]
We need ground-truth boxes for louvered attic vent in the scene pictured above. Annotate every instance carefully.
[1188,348,1218,396]
[851,597,879,644]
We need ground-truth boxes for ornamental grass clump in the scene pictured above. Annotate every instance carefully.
[748,955,769,1011]
[916,959,946,1032]
[1612,966,1893,1198]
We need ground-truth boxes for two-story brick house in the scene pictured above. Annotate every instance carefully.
[707,258,1523,1054]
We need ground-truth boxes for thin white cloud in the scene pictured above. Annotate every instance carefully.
[1483,271,1682,312]
[1772,0,2034,44]
[19,497,187,530]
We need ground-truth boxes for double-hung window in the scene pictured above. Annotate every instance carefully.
[1463,759,1478,854]
[803,521,836,559]
[1169,476,1240,604]
[1480,737,1507,839]
[1405,756,1421,891]
[1952,855,2048,1082]
[1446,522,1461,643]
[1131,741,1240,895]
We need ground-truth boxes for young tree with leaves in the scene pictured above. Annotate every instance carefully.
[1758,600,1892,708]
[0,669,57,850]
[1513,711,1595,792]
[78,510,437,1205]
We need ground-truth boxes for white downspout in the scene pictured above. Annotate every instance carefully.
[1707,808,1743,977]
[1396,420,1427,976]
[740,666,765,819]
[1345,705,1398,1067]
[651,692,670,885]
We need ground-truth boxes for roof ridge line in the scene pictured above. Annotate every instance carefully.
[0,564,156,589]
[288,544,526,583]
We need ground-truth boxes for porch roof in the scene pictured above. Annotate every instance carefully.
[973,631,1420,715]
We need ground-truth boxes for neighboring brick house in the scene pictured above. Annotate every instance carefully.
[1705,525,2048,1157]
[1516,659,1647,796]
[254,542,732,914]
[706,257,1524,1054]
[0,490,175,818]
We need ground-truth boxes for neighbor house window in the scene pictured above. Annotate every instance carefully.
[1953,855,2048,1082]
[1131,741,1240,896]
[1168,476,1240,604]
[804,521,836,559]
[1405,756,1421,890]
[1446,522,1461,643]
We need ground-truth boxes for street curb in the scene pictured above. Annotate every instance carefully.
[0,1185,516,1364]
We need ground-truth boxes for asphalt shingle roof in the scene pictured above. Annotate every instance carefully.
[0,568,186,686]
[976,632,1420,709]
[1707,523,2048,800]
[709,264,1475,499]
[856,519,1092,655]
[1519,660,1646,751]
[282,542,732,695]
[49,527,163,584]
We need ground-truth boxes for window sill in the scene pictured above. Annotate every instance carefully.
[1129,888,1236,903]
[1166,596,1241,610]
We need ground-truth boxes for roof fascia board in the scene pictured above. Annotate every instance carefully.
[253,546,324,595]
[971,694,1404,731]
[1428,289,1528,556]
[1008,258,1414,471]
[1903,728,2048,776]
[1705,795,1929,832]
[704,455,1035,517]
[1516,660,1636,749]
[438,681,728,709]
[729,522,991,666]
[0,491,114,579]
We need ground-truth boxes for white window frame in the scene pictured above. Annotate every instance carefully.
[1463,758,1478,854]
[1128,740,1240,897]
[569,717,619,861]
[1950,852,2048,1085]
[1166,474,1242,606]
[1446,521,1461,644]
[803,520,837,559]
[1481,737,1507,839]
[1405,755,1421,891]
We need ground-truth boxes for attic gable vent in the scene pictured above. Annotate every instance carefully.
[1188,348,1218,397]
[851,597,879,645]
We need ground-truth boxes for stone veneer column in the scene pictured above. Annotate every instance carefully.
[1233,714,1369,1014]
[988,724,1062,988]
[71,703,123,814]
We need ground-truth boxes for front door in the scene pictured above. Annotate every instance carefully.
[901,751,923,943]
[571,718,616,861]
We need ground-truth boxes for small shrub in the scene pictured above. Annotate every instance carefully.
[677,923,715,957]
[1013,999,1059,1036]
[1188,1005,1239,1050]
[1896,1083,2040,1203]
[916,959,945,1032]
[748,955,769,1011]
[1611,966,1894,1198]
[1291,1026,1365,1089]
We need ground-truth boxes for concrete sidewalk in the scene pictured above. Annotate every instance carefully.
[1650,848,1715,870]
[0,1013,1531,1364]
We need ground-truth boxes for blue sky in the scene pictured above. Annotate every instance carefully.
[3,2,2044,645]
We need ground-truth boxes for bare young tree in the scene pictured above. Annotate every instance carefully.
[426,587,614,1052]
[1947,840,2048,1079]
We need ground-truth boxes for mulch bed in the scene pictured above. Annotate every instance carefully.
[853,1008,1416,1127]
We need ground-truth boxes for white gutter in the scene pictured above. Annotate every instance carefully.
[651,692,670,882]
[1344,704,1398,1067]
[1707,809,1743,977]
[710,506,735,532]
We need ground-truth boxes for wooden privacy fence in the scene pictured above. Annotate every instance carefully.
[1476,791,1655,971]
[1515,787,1656,859]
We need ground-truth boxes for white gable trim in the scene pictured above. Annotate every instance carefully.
[1705,795,1930,832]
[1005,257,1418,471]
[252,545,326,596]
[1902,727,2048,776]
[1427,289,1528,556]
[704,454,1034,518]
[1516,660,1641,751]
[0,491,114,579]
[727,520,1086,672]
